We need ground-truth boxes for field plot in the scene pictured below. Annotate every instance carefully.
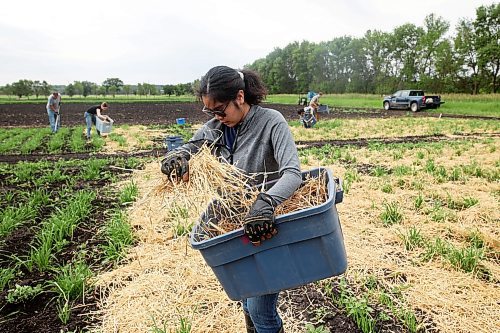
[0,103,498,333]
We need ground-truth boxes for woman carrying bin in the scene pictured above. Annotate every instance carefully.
[160,65,302,333]
[84,102,112,140]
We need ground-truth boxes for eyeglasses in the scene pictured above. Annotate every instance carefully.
[202,101,231,118]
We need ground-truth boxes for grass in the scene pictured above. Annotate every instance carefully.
[1,93,498,116]
[266,93,500,117]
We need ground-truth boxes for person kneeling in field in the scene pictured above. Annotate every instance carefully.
[160,65,302,333]
[84,102,111,140]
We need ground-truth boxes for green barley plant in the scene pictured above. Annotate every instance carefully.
[371,166,387,177]
[2,191,15,204]
[70,127,87,152]
[51,260,92,300]
[467,230,485,249]
[395,308,420,333]
[0,267,16,291]
[342,150,357,163]
[332,278,376,333]
[56,299,71,324]
[414,193,424,210]
[421,237,450,261]
[19,129,48,154]
[344,296,375,333]
[393,165,412,176]
[447,246,484,273]
[52,282,71,324]
[424,159,435,173]
[109,133,128,147]
[448,167,462,181]
[0,204,38,238]
[169,205,192,237]
[381,183,393,193]
[343,168,360,194]
[0,129,32,154]
[150,316,168,333]
[102,211,135,263]
[434,166,448,183]
[175,316,193,333]
[392,150,404,160]
[11,162,37,182]
[399,227,424,250]
[463,196,479,208]
[416,151,425,159]
[47,128,70,153]
[29,233,55,272]
[120,181,139,205]
[80,158,108,180]
[380,202,403,226]
[5,284,44,304]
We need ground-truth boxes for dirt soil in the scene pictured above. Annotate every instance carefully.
[1,102,498,128]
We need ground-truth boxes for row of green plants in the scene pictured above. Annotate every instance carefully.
[0,157,141,326]
[0,127,106,154]
[0,124,196,155]
[316,274,424,333]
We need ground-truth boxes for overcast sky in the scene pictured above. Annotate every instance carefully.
[0,0,495,86]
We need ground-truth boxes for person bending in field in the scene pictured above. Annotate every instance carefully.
[160,65,302,333]
[46,91,61,133]
[308,91,323,121]
[84,102,111,140]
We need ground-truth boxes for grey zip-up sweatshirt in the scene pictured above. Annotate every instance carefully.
[185,104,302,205]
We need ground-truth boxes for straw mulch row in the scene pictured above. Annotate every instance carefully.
[315,140,500,333]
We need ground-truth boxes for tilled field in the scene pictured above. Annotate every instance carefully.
[2,102,497,129]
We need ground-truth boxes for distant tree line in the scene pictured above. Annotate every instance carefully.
[0,77,196,99]
[247,4,499,94]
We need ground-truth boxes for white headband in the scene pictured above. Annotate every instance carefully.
[237,71,244,80]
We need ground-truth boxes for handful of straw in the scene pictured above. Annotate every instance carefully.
[156,143,329,240]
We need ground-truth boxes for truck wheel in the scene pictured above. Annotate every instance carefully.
[383,101,390,110]
[410,102,419,112]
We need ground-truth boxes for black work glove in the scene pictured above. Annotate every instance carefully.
[161,149,190,180]
[160,139,228,181]
[244,193,277,246]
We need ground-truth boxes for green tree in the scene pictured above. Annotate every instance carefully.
[455,18,480,94]
[65,83,75,97]
[11,79,33,99]
[97,85,106,97]
[32,80,43,98]
[122,84,131,96]
[418,14,450,91]
[81,81,95,97]
[474,3,500,92]
[163,84,175,96]
[108,85,117,97]
[102,78,124,93]
[1,84,14,98]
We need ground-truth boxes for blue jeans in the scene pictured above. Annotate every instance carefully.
[242,293,282,333]
[84,112,100,138]
[47,108,60,132]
